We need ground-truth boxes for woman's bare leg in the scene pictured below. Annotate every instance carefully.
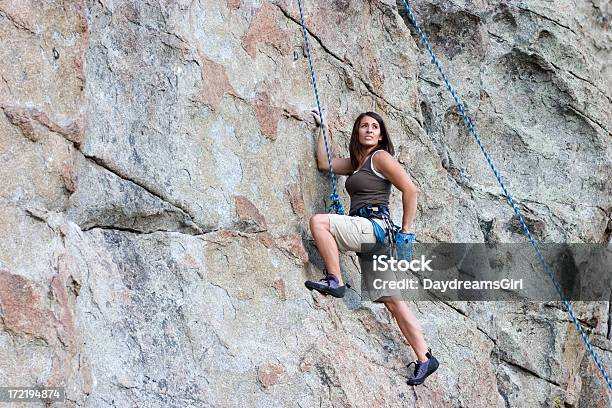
[309,214,344,285]
[384,298,429,361]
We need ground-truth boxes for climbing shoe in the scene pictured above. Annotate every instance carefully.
[406,348,439,386]
[304,275,346,298]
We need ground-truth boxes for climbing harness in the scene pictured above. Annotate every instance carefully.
[397,0,611,390]
[296,0,344,215]
[351,204,400,252]
[295,0,611,391]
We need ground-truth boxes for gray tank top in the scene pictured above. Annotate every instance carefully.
[345,150,392,216]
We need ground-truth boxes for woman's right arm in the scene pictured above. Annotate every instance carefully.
[312,111,353,176]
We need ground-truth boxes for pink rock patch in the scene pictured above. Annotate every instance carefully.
[2,106,83,145]
[226,0,240,10]
[241,3,289,59]
[257,362,285,388]
[254,90,281,141]
[277,234,308,264]
[0,270,55,343]
[235,195,267,232]
[195,52,237,109]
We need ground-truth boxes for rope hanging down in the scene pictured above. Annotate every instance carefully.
[398,0,611,390]
[296,0,344,215]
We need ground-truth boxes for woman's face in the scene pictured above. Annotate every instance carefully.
[358,115,382,148]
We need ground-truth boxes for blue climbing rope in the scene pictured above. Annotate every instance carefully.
[296,0,345,215]
[398,0,611,390]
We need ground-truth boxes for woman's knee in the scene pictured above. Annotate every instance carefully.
[309,214,330,232]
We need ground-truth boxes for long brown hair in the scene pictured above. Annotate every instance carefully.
[349,112,395,171]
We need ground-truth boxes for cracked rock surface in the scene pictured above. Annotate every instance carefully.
[0,0,610,406]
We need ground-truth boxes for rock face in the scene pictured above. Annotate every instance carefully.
[0,0,610,406]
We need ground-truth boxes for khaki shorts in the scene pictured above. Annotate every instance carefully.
[328,214,387,252]
[328,214,401,302]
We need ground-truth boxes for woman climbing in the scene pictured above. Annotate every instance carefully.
[304,109,439,386]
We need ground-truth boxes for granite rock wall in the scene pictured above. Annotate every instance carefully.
[0,0,610,406]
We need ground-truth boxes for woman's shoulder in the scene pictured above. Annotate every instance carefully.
[371,149,395,164]
[372,149,393,157]
[370,149,395,179]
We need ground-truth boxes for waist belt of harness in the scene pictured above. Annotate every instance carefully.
[352,204,399,246]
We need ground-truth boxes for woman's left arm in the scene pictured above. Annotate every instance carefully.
[374,151,420,233]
